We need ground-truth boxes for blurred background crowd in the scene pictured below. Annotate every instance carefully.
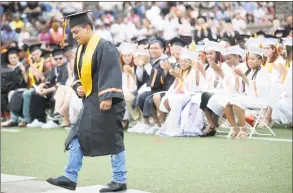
[1,2,292,48]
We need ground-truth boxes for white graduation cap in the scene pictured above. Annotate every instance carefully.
[204,41,225,53]
[180,49,197,60]
[282,37,292,47]
[245,37,262,48]
[118,42,137,54]
[247,46,264,57]
[133,48,150,56]
[223,45,247,60]
[261,38,279,47]
[196,45,205,52]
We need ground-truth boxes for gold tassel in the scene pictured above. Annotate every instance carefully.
[61,19,68,48]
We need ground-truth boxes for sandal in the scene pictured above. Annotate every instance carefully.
[235,128,249,139]
[228,127,239,139]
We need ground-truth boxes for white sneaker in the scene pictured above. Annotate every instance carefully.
[145,124,160,134]
[42,120,60,129]
[27,119,44,128]
[136,123,151,133]
[128,123,142,133]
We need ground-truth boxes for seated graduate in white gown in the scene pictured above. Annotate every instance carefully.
[197,41,226,137]
[258,37,292,126]
[203,46,247,136]
[224,46,272,139]
[159,49,205,137]
[271,62,292,126]
[119,42,139,129]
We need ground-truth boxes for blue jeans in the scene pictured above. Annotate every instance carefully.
[22,88,35,123]
[63,137,127,184]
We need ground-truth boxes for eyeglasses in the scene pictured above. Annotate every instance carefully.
[54,57,63,60]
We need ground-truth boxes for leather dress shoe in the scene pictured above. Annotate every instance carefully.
[99,181,127,192]
[46,176,77,191]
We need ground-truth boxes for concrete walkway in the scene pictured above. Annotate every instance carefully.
[1,174,150,193]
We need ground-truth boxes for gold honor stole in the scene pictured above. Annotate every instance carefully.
[76,33,101,97]
[28,58,44,88]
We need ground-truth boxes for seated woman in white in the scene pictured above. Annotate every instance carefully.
[203,46,246,136]
[158,49,205,137]
[197,41,226,136]
[272,62,292,127]
[225,47,272,139]
[259,37,292,126]
[118,42,140,129]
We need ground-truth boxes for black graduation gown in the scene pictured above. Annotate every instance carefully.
[29,70,57,123]
[66,38,125,157]
[1,66,27,113]
[137,59,165,117]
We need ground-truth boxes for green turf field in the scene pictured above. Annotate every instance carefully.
[1,127,292,193]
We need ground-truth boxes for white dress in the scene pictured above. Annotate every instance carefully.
[272,63,292,124]
[122,71,137,120]
[230,68,272,110]
[159,69,205,137]
[207,63,243,116]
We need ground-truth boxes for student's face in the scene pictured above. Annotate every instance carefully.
[122,53,133,65]
[170,45,182,59]
[149,43,164,59]
[31,49,42,62]
[206,50,217,63]
[71,25,92,45]
[44,57,52,69]
[53,54,65,66]
[8,53,19,65]
[180,58,192,70]
[224,54,238,66]
[263,45,275,58]
[247,53,261,69]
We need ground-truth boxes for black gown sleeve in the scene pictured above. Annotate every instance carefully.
[97,41,124,104]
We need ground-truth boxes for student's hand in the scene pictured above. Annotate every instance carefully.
[210,61,221,73]
[56,83,61,88]
[170,67,181,78]
[77,86,85,97]
[233,68,244,77]
[195,61,204,73]
[160,61,172,70]
[123,65,133,75]
[100,98,112,111]
[39,89,48,97]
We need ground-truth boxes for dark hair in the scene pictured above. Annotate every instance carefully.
[204,51,222,71]
[80,23,94,30]
[242,54,262,93]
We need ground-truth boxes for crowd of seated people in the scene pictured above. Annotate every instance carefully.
[1,28,292,139]
[1,41,82,129]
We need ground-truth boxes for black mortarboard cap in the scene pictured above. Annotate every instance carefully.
[7,47,20,55]
[20,44,29,52]
[64,44,74,53]
[46,43,58,50]
[41,49,52,59]
[274,30,287,38]
[256,30,266,37]
[148,36,167,50]
[179,35,192,46]
[52,48,65,57]
[62,10,94,28]
[29,43,42,53]
[169,37,186,47]
[137,37,149,45]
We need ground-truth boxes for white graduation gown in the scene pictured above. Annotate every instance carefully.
[207,63,243,116]
[272,63,292,124]
[230,68,272,110]
[159,69,205,137]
